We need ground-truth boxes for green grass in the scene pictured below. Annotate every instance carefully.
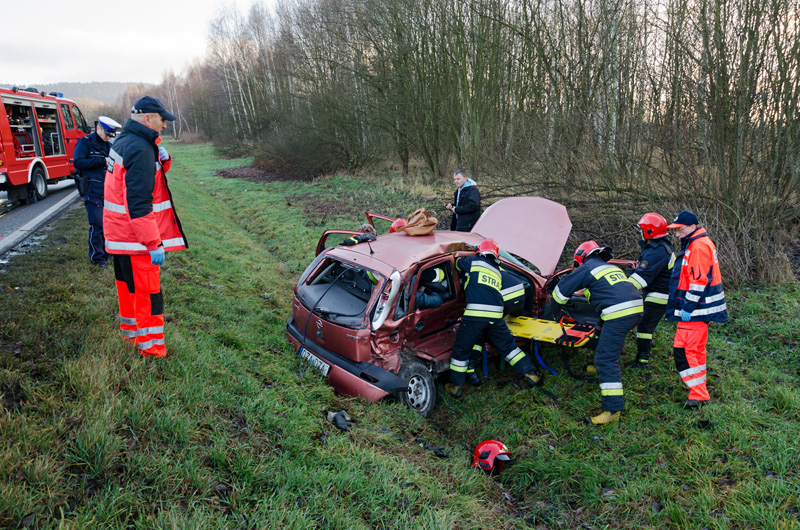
[1,142,799,529]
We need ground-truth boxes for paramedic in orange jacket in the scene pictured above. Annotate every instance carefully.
[665,211,727,406]
[103,96,186,358]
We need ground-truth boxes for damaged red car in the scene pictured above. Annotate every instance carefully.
[286,197,603,416]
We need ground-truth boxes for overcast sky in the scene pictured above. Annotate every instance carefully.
[0,0,259,85]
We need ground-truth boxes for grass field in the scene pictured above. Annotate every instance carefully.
[1,143,798,529]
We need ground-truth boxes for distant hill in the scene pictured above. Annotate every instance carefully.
[0,82,151,105]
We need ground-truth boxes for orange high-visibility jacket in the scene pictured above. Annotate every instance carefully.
[103,119,187,255]
[666,228,726,322]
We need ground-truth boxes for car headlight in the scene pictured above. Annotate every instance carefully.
[0,172,7,184]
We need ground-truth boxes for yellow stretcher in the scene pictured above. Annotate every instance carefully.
[505,315,598,380]
[505,315,595,347]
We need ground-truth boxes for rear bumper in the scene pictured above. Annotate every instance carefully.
[286,316,408,402]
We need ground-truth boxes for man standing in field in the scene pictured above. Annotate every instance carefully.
[665,211,727,406]
[445,169,481,232]
[73,116,121,268]
[103,96,187,358]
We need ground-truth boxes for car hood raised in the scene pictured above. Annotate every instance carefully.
[470,197,571,276]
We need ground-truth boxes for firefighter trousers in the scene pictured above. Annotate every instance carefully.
[595,314,641,412]
[673,321,710,401]
[450,319,534,386]
[635,302,667,363]
[113,254,166,358]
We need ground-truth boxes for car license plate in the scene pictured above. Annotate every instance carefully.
[298,347,330,377]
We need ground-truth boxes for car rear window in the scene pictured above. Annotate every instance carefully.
[297,259,379,328]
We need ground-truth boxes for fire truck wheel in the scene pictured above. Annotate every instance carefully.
[29,167,48,200]
[398,359,436,417]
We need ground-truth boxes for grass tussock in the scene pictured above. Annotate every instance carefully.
[1,143,799,529]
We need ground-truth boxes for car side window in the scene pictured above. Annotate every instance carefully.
[413,263,456,311]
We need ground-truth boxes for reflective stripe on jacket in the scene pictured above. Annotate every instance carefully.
[666,228,727,323]
[456,255,504,320]
[103,119,187,255]
[551,256,643,321]
[628,237,674,304]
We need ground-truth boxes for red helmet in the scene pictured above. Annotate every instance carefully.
[637,212,667,239]
[476,238,500,259]
[390,218,407,233]
[573,240,612,266]
[472,439,512,474]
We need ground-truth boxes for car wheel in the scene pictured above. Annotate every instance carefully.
[29,167,48,200]
[398,360,436,417]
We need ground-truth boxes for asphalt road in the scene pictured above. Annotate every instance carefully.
[0,179,81,256]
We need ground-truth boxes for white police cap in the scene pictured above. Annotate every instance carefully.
[98,116,121,134]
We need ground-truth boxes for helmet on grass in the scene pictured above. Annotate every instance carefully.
[472,439,512,474]
[637,213,667,239]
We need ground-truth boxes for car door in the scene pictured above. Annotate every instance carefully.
[401,257,464,361]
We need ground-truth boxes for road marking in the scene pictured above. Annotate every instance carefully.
[0,190,80,256]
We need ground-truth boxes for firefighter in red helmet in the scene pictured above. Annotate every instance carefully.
[551,241,642,425]
[626,213,676,369]
[445,239,543,397]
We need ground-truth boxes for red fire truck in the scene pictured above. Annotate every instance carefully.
[0,86,91,204]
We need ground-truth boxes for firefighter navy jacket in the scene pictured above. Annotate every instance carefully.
[456,255,504,321]
[551,256,643,321]
[73,132,110,202]
[665,228,727,323]
[450,180,481,231]
[103,119,187,255]
[627,237,675,306]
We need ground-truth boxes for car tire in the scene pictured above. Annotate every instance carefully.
[398,360,436,417]
[29,167,48,200]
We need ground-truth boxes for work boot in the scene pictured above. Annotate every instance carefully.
[465,371,482,387]
[444,383,463,398]
[681,399,709,408]
[631,358,650,370]
[585,410,621,425]
[524,372,544,388]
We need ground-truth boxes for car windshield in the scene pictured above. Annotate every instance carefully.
[297,258,379,328]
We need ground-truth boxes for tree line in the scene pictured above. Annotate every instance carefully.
[133,0,799,284]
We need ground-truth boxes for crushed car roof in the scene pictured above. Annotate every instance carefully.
[470,197,572,276]
[324,230,485,274]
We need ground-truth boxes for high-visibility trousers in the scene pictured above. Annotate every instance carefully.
[672,321,710,401]
[113,254,166,358]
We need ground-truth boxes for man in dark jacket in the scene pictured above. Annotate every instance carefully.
[445,169,480,231]
[551,241,643,425]
[627,213,675,368]
[665,211,727,407]
[73,116,121,268]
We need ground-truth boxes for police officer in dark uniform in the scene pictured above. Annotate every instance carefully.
[627,213,675,368]
[551,241,643,425]
[73,116,121,268]
[445,239,542,397]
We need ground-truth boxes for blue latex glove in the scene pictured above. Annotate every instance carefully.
[158,146,169,161]
[680,309,692,321]
[149,247,165,265]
